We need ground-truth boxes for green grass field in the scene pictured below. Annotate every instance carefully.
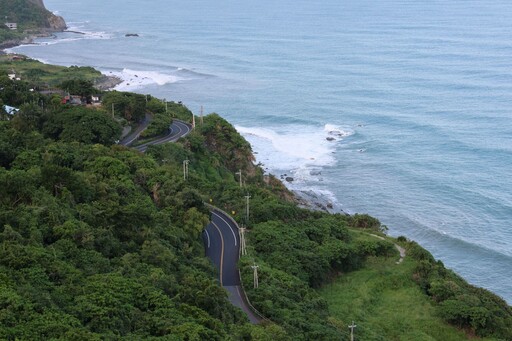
[319,249,499,341]
[0,55,105,87]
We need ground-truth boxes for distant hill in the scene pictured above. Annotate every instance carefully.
[0,0,66,30]
[0,0,66,48]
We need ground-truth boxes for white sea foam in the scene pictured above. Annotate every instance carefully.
[236,123,353,185]
[63,29,112,40]
[106,68,184,91]
[324,123,354,138]
[39,37,83,46]
[3,45,33,54]
[236,123,355,214]
[31,56,50,64]
[5,26,112,51]
[237,125,334,168]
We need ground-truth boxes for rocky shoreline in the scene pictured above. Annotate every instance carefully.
[93,74,123,91]
[292,188,348,215]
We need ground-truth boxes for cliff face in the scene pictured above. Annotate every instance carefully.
[38,0,67,30]
[46,12,67,31]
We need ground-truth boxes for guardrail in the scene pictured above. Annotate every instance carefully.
[204,203,272,324]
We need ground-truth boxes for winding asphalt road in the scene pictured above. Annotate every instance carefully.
[121,117,263,323]
[203,209,262,324]
[120,119,192,151]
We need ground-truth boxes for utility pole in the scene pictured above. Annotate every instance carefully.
[192,113,196,129]
[235,169,242,187]
[165,100,168,114]
[183,159,189,180]
[239,225,247,256]
[111,103,114,118]
[348,321,357,341]
[200,105,204,125]
[244,195,251,225]
[251,263,259,288]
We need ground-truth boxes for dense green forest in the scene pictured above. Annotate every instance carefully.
[1,65,511,340]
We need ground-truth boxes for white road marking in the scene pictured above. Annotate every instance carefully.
[211,221,225,286]
[204,229,211,248]
[212,211,237,246]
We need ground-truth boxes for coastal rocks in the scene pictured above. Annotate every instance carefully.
[125,33,139,37]
[280,174,294,182]
[93,75,123,91]
[326,137,336,141]
[47,14,67,31]
[0,39,28,49]
[38,0,67,30]
[293,189,349,216]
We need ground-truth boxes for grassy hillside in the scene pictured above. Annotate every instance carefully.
[320,252,481,340]
[0,55,108,89]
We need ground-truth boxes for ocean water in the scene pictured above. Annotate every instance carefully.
[9,0,512,303]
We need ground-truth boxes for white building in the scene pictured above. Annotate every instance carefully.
[5,23,17,30]
[4,105,19,116]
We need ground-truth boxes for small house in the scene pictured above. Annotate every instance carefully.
[4,105,19,116]
[5,23,17,30]
[91,94,102,103]
[61,95,84,105]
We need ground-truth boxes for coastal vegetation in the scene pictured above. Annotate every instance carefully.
[0,0,66,47]
[0,55,111,89]
[0,25,23,45]
[1,60,511,340]
[0,0,63,30]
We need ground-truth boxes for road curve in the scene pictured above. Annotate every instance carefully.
[203,209,263,324]
[119,113,152,146]
[120,116,262,323]
[120,119,192,151]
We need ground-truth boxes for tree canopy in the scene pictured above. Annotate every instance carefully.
[0,68,510,340]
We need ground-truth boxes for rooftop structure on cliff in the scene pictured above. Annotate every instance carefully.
[4,22,17,30]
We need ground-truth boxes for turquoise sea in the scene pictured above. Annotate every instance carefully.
[10,0,512,303]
